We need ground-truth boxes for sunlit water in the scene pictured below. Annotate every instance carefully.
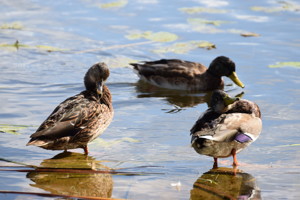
[1,0,300,199]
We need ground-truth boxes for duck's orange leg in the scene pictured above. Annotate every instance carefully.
[83,146,89,155]
[213,157,218,168]
[231,149,238,166]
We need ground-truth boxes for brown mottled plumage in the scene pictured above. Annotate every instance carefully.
[131,56,244,91]
[27,63,113,154]
[190,90,262,167]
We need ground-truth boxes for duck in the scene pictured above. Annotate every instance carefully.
[130,56,245,91]
[27,63,113,155]
[190,90,262,167]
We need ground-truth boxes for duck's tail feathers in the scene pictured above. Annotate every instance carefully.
[26,139,49,147]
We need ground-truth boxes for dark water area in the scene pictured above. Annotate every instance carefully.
[0,0,300,199]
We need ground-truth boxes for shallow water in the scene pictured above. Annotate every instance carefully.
[1,0,300,199]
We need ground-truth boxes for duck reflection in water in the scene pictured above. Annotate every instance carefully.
[135,80,210,112]
[26,152,113,198]
[190,167,261,200]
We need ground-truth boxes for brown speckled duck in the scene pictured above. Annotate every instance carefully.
[190,90,262,167]
[27,63,113,155]
[130,56,244,91]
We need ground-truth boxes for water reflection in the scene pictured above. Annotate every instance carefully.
[26,152,113,198]
[135,80,210,108]
[190,167,261,200]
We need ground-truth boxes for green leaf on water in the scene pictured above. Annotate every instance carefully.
[240,32,260,37]
[268,62,300,68]
[277,144,300,147]
[251,6,282,13]
[98,0,128,9]
[126,31,178,42]
[0,40,29,49]
[0,40,68,52]
[0,124,31,135]
[101,56,137,68]
[0,21,23,30]
[187,18,229,26]
[251,1,300,13]
[179,7,228,14]
[92,137,140,147]
[153,40,216,54]
[35,45,68,52]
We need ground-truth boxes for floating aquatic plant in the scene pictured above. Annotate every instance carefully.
[251,1,300,13]
[179,7,228,14]
[268,62,300,68]
[0,40,68,52]
[0,124,32,135]
[187,18,229,26]
[98,0,128,9]
[240,32,260,37]
[92,137,140,148]
[152,40,216,54]
[0,22,23,30]
[100,56,137,68]
[126,31,178,42]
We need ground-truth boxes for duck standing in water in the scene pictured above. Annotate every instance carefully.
[190,90,262,167]
[27,63,113,155]
[130,56,244,91]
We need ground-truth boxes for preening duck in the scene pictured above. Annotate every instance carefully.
[27,63,113,155]
[190,90,262,167]
[131,56,244,91]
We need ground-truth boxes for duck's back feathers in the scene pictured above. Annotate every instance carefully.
[132,59,207,79]
[27,86,113,150]
[227,99,261,118]
[190,109,221,135]
[131,59,220,90]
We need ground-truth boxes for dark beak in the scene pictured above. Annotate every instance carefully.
[96,81,104,97]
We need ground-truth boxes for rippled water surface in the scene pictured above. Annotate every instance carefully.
[1,0,300,199]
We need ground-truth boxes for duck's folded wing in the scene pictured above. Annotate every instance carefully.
[190,110,222,134]
[29,99,96,140]
[131,59,205,79]
[192,113,262,142]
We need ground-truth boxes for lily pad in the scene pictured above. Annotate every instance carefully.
[268,62,300,68]
[126,31,178,42]
[179,7,228,14]
[0,124,31,135]
[98,0,128,9]
[153,40,216,54]
[240,32,260,37]
[0,22,23,30]
[92,137,140,148]
[35,45,68,52]
[0,40,29,49]
[277,144,300,147]
[187,18,229,26]
[0,40,68,52]
[251,1,300,13]
[101,56,137,68]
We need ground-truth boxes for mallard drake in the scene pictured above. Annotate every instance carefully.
[130,56,244,91]
[190,90,262,167]
[27,63,113,155]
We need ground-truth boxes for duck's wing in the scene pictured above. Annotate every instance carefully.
[131,59,207,79]
[192,113,262,143]
[29,94,100,141]
[190,109,221,134]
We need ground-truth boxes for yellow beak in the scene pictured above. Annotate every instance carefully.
[223,95,239,106]
[228,72,245,88]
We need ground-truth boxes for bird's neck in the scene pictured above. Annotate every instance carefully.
[100,85,113,111]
